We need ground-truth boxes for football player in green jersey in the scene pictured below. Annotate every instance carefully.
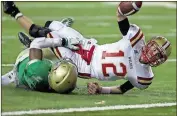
[2,24,80,94]
[2,1,80,93]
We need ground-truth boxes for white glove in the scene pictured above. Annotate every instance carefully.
[63,37,80,50]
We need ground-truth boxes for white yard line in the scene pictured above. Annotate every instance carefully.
[2,102,176,116]
[2,64,14,67]
[1,59,176,67]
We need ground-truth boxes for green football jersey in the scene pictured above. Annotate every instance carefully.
[16,57,52,91]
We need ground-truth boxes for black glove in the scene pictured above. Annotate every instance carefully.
[3,1,20,18]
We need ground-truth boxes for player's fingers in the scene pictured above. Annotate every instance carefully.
[89,85,97,93]
[91,83,97,89]
[88,88,94,94]
[87,83,97,93]
[88,85,97,94]
[88,83,94,89]
[89,89,96,94]
[87,82,94,88]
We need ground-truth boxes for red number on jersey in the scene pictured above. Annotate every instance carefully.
[74,44,95,65]
[102,50,124,59]
[102,50,127,77]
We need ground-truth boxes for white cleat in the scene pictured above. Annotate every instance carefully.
[2,70,16,85]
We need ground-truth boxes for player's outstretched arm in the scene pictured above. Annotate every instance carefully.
[117,2,142,36]
[87,81,134,94]
[3,1,51,38]
[116,4,130,36]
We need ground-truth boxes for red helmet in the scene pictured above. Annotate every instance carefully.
[140,36,172,67]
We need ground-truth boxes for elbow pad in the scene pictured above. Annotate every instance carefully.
[29,24,51,38]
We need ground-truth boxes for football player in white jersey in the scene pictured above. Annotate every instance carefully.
[3,2,172,94]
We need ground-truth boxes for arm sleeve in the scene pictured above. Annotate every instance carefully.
[30,36,64,49]
[119,81,134,93]
[118,18,130,36]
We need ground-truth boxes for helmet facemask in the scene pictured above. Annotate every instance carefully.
[140,36,171,67]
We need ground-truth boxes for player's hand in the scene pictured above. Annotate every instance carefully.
[87,82,101,95]
[63,37,80,50]
[3,1,20,18]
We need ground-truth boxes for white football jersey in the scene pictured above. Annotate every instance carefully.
[91,24,154,89]
[47,21,154,89]
[46,21,98,78]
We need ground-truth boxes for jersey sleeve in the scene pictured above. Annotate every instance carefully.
[127,67,154,90]
[128,76,153,90]
[23,59,52,91]
[123,24,145,48]
[45,21,64,31]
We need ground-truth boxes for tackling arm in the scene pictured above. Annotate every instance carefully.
[29,36,66,60]
[27,33,79,60]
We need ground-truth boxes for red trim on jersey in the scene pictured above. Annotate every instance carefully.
[131,33,144,47]
[55,48,62,58]
[130,29,140,42]
[137,76,153,85]
[137,76,153,80]
[78,73,91,77]
[138,82,152,85]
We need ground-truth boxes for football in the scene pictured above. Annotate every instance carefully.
[118,1,142,16]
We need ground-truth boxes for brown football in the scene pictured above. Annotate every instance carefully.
[118,1,142,16]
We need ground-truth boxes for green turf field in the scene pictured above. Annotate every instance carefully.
[1,2,176,116]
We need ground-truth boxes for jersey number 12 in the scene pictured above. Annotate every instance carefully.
[102,50,127,77]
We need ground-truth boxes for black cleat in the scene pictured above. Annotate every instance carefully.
[61,18,74,27]
[18,32,32,48]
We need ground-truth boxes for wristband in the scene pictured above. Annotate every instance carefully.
[100,87,111,94]
[119,81,134,93]
[15,13,23,20]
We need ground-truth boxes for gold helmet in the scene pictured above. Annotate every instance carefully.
[48,59,78,94]
[140,36,172,67]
